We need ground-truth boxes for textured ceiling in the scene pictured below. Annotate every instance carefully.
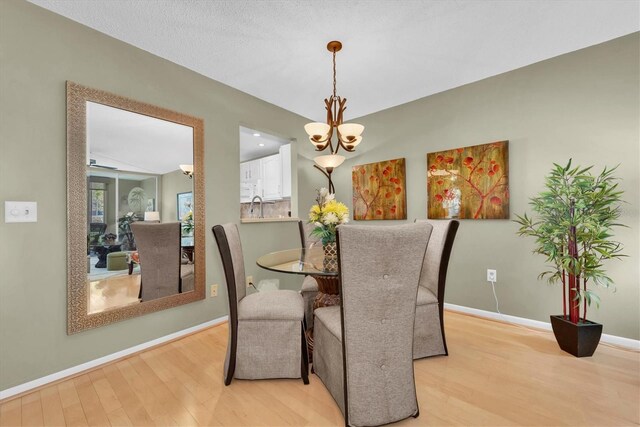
[30,0,640,121]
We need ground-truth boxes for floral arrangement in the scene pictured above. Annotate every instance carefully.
[182,210,194,235]
[309,188,349,245]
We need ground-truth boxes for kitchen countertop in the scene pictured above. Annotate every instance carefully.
[240,217,300,224]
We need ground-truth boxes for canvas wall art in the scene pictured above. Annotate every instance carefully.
[352,158,406,220]
[427,141,509,219]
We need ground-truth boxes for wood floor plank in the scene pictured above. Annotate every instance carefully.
[20,392,43,427]
[105,407,132,427]
[72,375,110,426]
[57,381,88,427]
[39,386,66,427]
[101,364,154,426]
[0,397,22,427]
[2,312,638,426]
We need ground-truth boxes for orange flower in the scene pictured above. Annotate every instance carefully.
[435,194,443,202]
[445,156,455,164]
[385,192,392,198]
[395,187,402,195]
[436,155,444,163]
[463,156,473,165]
[437,180,444,185]
[360,168,366,175]
[490,196,502,205]
[493,164,500,172]
[376,209,383,215]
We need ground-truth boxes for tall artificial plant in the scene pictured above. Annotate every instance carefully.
[515,160,625,324]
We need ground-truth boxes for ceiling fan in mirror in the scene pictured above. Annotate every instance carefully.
[89,158,117,170]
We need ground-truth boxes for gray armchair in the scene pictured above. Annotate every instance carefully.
[213,223,309,385]
[413,219,459,359]
[313,223,432,426]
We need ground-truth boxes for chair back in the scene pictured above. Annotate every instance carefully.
[212,223,247,385]
[415,219,459,299]
[336,222,432,426]
[130,222,181,301]
[298,220,321,250]
[212,224,247,304]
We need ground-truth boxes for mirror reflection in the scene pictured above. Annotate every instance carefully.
[86,101,194,314]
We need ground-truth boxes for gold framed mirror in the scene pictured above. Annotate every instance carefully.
[67,82,205,334]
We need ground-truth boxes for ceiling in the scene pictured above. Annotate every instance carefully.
[31,0,639,121]
[239,126,290,163]
[87,101,193,175]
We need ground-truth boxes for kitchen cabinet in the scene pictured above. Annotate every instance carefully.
[261,154,282,200]
[240,159,261,184]
[279,144,291,198]
[240,143,291,202]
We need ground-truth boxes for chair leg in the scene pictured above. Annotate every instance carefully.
[301,321,310,384]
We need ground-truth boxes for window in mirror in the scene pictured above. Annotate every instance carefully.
[239,126,295,220]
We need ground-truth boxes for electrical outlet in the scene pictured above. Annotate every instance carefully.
[246,275,253,288]
[210,284,218,297]
[487,269,497,283]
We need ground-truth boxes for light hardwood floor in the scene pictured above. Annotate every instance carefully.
[1,311,638,426]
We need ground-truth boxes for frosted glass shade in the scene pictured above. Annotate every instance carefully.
[342,135,362,149]
[180,164,194,174]
[314,154,345,169]
[338,123,364,140]
[304,122,331,140]
[144,211,160,222]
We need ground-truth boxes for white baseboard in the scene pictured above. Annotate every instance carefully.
[444,303,640,351]
[0,315,228,401]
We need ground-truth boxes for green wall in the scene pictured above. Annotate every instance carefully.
[0,0,306,390]
[160,169,193,223]
[297,33,640,340]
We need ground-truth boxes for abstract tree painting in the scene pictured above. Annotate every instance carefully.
[352,158,406,220]
[427,141,509,219]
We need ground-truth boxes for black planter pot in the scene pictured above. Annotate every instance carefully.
[550,315,603,357]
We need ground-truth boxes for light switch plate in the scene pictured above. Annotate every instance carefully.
[4,201,37,223]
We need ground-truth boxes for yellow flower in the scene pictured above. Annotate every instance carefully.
[308,204,322,222]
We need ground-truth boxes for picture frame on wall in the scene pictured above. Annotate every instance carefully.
[427,140,509,219]
[352,158,407,220]
[177,191,193,221]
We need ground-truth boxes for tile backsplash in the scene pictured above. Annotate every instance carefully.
[240,199,291,219]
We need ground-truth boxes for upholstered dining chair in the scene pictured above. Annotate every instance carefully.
[413,219,460,359]
[313,223,432,426]
[213,223,309,386]
[298,220,321,328]
[131,222,190,301]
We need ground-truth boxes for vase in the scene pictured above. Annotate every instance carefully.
[322,241,338,272]
[550,315,603,357]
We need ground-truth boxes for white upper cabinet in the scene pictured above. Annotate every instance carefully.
[261,154,282,200]
[240,143,291,202]
[279,144,291,198]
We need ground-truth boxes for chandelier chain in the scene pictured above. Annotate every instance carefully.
[332,49,337,100]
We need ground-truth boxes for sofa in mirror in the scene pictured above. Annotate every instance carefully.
[67,81,205,334]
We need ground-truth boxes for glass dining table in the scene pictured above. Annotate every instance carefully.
[256,244,340,359]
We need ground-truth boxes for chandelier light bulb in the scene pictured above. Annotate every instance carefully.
[314,154,345,169]
[337,123,364,141]
[304,122,331,141]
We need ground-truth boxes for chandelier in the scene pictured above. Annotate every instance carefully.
[304,41,364,193]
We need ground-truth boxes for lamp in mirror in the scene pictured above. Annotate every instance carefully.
[144,211,160,222]
[180,164,194,178]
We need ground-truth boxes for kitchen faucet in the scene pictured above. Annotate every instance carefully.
[250,195,264,218]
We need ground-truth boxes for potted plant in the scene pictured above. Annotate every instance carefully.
[514,160,625,357]
[118,212,141,250]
